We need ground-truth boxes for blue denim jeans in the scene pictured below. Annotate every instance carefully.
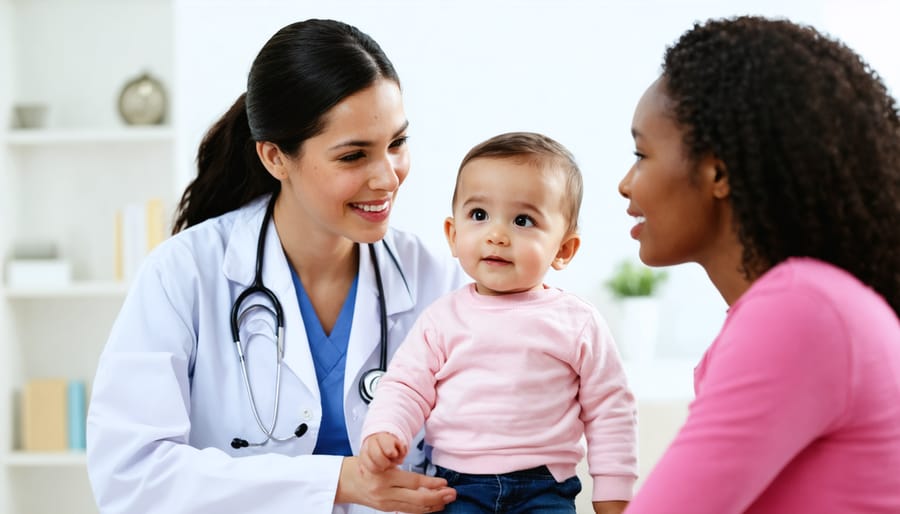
[435,465,581,514]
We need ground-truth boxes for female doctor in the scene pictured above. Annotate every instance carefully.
[86,19,464,514]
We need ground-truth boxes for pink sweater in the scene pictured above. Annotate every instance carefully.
[627,258,900,513]
[362,284,637,501]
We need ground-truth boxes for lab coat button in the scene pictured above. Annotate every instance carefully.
[303,409,312,420]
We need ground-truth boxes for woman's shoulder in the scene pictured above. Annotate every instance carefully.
[383,228,458,272]
[382,227,466,300]
[384,227,442,258]
[143,200,266,277]
[727,257,898,350]
[750,257,890,313]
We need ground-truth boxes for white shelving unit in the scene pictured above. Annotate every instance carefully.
[0,1,175,513]
[3,126,175,146]
[6,451,88,468]
[1,282,130,300]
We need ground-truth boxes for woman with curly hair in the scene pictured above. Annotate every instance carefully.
[618,16,900,513]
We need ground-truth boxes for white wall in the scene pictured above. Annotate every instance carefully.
[172,0,896,360]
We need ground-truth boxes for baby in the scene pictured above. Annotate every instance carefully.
[361,132,637,514]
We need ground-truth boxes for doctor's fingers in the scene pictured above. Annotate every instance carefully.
[361,467,456,513]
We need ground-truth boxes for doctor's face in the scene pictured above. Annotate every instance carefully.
[444,157,579,296]
[278,78,410,244]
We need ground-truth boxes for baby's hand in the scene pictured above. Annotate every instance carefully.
[360,432,408,473]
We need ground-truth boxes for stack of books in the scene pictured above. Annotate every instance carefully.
[20,379,87,452]
[114,198,167,283]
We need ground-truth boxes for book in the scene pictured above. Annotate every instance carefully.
[115,198,167,282]
[21,379,68,451]
[67,380,87,451]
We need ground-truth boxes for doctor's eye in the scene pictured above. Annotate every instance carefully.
[468,208,488,221]
[339,151,365,163]
[513,214,534,227]
[389,136,409,149]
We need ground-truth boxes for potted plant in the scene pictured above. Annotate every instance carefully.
[605,260,668,363]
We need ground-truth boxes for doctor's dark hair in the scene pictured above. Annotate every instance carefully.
[661,16,900,314]
[173,19,399,233]
[453,132,583,234]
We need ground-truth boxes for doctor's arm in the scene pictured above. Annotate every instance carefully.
[86,246,451,514]
[87,243,456,514]
[87,248,352,513]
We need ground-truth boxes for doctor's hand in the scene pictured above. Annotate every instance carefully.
[337,456,457,513]
[360,432,408,472]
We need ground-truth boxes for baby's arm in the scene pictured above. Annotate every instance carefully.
[577,311,638,503]
[594,500,628,514]
[360,311,444,471]
[360,432,408,473]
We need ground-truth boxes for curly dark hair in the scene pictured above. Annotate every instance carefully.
[661,16,900,314]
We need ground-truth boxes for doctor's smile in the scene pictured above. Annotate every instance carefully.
[350,199,393,223]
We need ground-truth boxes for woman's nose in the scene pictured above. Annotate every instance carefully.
[369,154,401,191]
[618,165,635,199]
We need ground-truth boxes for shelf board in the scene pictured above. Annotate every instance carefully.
[3,126,173,145]
[2,281,128,299]
[5,451,87,467]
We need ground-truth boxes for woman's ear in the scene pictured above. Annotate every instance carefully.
[700,155,730,199]
[443,217,459,258]
[551,233,581,270]
[256,141,288,180]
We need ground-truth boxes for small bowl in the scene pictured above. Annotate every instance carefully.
[13,104,48,129]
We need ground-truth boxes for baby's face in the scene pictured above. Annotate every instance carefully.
[444,157,573,296]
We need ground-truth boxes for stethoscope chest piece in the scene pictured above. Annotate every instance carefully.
[229,193,392,448]
[359,368,385,404]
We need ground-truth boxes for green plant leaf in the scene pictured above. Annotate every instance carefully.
[605,260,668,297]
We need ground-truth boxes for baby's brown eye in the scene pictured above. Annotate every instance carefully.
[514,215,534,227]
[469,208,488,221]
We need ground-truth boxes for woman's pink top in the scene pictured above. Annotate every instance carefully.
[627,258,900,513]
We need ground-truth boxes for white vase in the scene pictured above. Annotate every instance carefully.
[618,297,660,363]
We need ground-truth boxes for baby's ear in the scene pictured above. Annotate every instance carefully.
[443,217,459,257]
[552,233,581,270]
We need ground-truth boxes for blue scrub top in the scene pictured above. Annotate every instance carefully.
[291,267,358,456]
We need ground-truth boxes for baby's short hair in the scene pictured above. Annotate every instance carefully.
[454,132,583,233]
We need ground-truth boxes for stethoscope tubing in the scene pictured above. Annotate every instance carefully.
[230,193,389,447]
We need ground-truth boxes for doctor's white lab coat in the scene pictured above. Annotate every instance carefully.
[86,197,465,514]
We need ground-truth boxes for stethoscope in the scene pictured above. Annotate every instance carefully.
[230,193,388,449]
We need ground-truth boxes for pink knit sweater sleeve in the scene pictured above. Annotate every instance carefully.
[625,288,850,513]
[576,311,639,501]
[361,311,441,446]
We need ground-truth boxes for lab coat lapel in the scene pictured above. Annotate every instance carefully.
[264,224,319,401]
[222,198,266,288]
[344,241,414,399]
[222,198,320,401]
